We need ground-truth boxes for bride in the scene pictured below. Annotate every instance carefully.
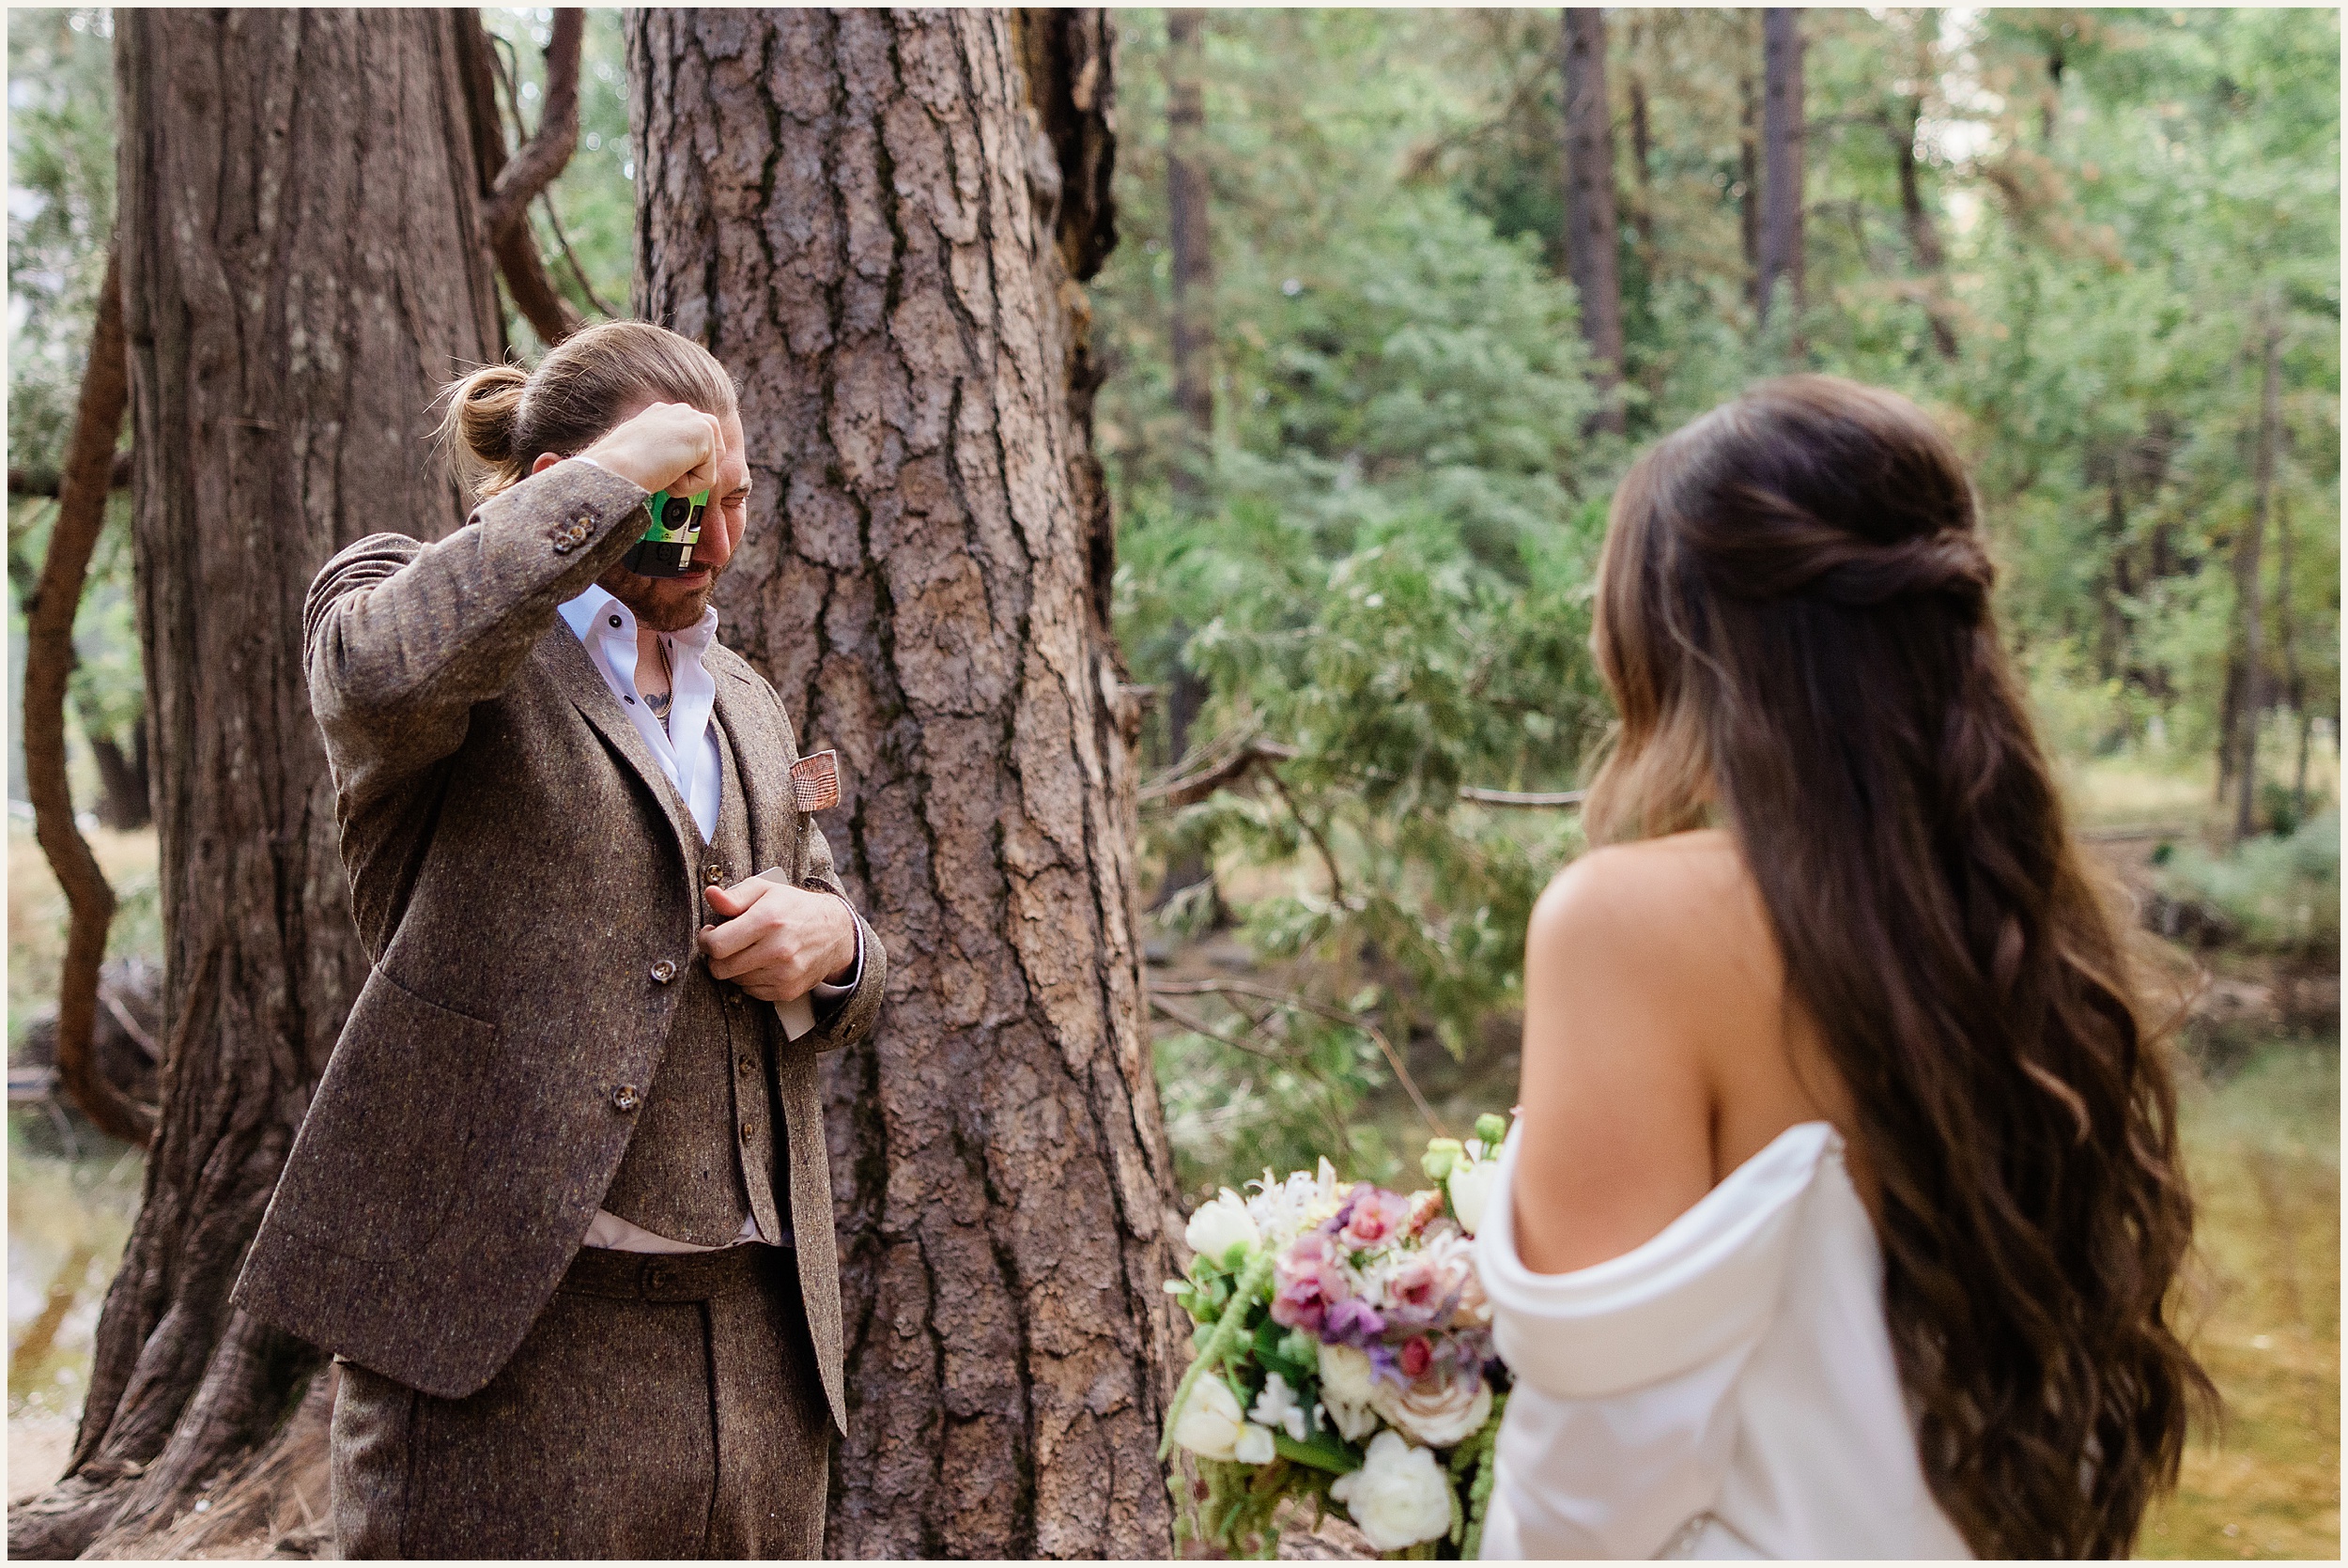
[1476,376,2211,1559]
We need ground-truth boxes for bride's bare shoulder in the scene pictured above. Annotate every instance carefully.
[1531,829,1758,951]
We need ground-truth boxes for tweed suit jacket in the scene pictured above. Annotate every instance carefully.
[230,459,882,1435]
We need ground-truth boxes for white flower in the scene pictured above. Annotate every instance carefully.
[1233,1422,1277,1465]
[1447,1157,1500,1237]
[1184,1188,1260,1268]
[1250,1371,1310,1441]
[1172,1375,1248,1462]
[1329,1430,1456,1551]
[1245,1159,1349,1250]
[1371,1364,1493,1449]
[1316,1342,1382,1442]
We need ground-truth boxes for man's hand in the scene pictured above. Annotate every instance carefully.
[576,401,725,497]
[699,877,857,1004]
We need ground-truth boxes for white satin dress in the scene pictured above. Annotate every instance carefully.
[1475,1121,1972,1560]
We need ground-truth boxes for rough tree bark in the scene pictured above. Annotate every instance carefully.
[628,8,1179,1557]
[1758,8,1806,333]
[8,11,501,1558]
[1561,8,1625,435]
[21,240,151,1149]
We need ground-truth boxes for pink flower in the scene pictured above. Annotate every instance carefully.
[1271,1234,1350,1333]
[1398,1336,1433,1380]
[1339,1188,1413,1252]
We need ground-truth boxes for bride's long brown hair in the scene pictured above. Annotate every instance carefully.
[1583,376,2211,1558]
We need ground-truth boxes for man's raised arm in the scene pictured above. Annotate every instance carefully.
[302,457,650,805]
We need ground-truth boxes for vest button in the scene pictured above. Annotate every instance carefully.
[739,1119,756,1144]
[612,1084,641,1114]
[704,862,725,886]
[736,1055,755,1078]
[650,959,678,984]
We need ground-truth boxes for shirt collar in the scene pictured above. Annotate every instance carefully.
[558,582,721,656]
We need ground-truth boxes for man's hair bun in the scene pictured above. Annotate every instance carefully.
[443,362,530,468]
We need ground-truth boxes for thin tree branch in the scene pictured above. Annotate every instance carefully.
[538,191,619,319]
[482,10,583,249]
[22,241,153,1147]
[455,10,583,345]
[1264,767,1350,909]
[1140,731,1587,812]
[1150,978,1449,1138]
[1458,786,1587,808]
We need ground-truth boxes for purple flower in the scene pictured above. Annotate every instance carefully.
[1320,1296,1387,1347]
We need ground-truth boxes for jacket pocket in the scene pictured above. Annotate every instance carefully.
[271,967,498,1263]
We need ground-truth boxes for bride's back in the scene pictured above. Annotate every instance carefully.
[1511,825,1863,1280]
[1497,375,2209,1560]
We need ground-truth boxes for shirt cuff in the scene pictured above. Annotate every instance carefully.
[811,889,863,1000]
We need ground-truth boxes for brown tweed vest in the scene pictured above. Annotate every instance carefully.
[599,720,786,1247]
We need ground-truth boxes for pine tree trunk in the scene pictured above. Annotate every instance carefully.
[628,9,1179,1557]
[8,11,500,1558]
[1561,8,1625,435]
[1738,48,1761,314]
[1165,8,1215,503]
[2232,319,2283,841]
[1758,8,1806,331]
[1892,93,1960,360]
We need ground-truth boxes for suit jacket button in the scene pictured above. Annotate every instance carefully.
[551,537,575,555]
[650,959,678,984]
[739,1119,756,1144]
[612,1084,642,1114]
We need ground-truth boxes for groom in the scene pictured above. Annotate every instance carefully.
[232,355,883,1558]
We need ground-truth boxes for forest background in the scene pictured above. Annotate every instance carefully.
[4,5,2339,1560]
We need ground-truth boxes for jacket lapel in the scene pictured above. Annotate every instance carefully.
[709,658,799,881]
[542,625,702,871]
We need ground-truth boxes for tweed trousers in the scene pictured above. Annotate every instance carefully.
[331,1244,829,1559]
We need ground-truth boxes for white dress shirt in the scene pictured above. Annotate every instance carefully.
[557,583,859,1254]
[1475,1122,1971,1560]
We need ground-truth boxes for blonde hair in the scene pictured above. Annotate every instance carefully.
[437,321,737,499]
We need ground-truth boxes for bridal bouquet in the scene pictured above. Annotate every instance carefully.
[1161,1115,1511,1560]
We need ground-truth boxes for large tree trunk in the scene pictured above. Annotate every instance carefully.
[8,12,500,1558]
[1758,8,1806,332]
[629,8,1179,1558]
[1561,8,1625,435]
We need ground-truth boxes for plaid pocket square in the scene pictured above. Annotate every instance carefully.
[790,750,841,812]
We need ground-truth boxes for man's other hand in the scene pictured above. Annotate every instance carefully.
[699,878,857,1003]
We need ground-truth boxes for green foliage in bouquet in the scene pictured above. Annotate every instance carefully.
[1162,1119,1513,1559]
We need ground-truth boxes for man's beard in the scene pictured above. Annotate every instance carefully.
[599,557,727,632]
